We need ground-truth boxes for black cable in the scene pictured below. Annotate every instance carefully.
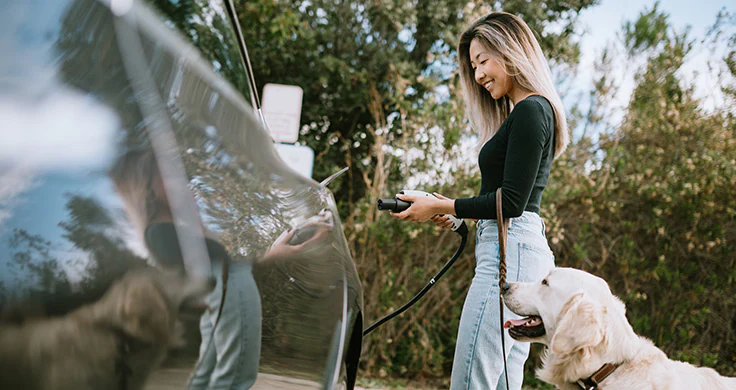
[363,223,468,336]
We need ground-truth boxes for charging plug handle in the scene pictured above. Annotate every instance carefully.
[377,190,466,233]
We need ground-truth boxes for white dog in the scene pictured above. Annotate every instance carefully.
[502,267,736,389]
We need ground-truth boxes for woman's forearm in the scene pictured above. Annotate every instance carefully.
[434,198,457,216]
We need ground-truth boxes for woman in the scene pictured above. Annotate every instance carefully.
[391,12,569,390]
[110,148,262,389]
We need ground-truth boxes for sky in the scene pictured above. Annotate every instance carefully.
[571,0,733,121]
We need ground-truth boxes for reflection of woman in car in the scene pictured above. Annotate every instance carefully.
[110,147,333,389]
[110,148,261,389]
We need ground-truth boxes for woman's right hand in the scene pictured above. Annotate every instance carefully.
[430,214,455,230]
[429,192,456,230]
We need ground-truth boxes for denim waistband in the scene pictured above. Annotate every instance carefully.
[476,211,547,242]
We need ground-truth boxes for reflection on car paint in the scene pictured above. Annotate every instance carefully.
[0,0,363,388]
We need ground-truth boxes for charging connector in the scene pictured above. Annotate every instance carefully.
[377,190,466,234]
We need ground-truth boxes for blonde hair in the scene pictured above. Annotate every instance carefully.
[109,148,168,235]
[458,12,569,158]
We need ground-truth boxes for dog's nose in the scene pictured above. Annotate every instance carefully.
[501,283,511,294]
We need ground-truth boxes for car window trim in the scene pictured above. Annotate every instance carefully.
[223,0,270,132]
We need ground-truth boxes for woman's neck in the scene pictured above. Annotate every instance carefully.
[508,86,536,105]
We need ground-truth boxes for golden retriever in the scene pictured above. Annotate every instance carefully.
[502,267,736,389]
[0,268,214,390]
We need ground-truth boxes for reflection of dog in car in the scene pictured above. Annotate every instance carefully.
[502,267,736,390]
[0,268,214,390]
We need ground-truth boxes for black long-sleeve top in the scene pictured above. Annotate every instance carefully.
[454,95,555,219]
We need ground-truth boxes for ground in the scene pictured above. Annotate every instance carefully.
[144,364,437,389]
[143,360,544,389]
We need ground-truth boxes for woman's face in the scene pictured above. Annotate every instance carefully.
[469,37,513,100]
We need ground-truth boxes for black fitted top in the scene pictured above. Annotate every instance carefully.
[454,95,555,219]
[144,222,230,269]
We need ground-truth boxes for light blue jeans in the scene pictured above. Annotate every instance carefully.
[450,212,555,390]
[189,261,262,390]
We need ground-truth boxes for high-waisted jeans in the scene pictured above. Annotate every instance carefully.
[189,261,262,390]
[450,211,555,390]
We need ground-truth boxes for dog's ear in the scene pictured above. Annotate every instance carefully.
[119,277,171,343]
[550,292,605,356]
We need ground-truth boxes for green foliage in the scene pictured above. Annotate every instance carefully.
[623,1,670,56]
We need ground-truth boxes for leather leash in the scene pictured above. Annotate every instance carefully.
[496,187,510,390]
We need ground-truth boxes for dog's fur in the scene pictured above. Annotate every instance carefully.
[0,268,214,390]
[502,267,736,389]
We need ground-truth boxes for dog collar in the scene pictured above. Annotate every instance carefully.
[575,363,620,390]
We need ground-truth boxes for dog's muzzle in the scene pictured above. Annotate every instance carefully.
[504,315,546,339]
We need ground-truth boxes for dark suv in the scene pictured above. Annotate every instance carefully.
[0,0,363,388]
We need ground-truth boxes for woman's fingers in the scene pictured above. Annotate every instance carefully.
[391,211,407,220]
[441,216,453,229]
[430,214,453,230]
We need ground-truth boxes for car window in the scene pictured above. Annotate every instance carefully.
[147,0,253,105]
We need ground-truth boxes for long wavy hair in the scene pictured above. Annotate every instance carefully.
[109,148,169,236]
[458,12,569,158]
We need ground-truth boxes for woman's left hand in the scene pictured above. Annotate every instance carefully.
[390,193,439,223]
[262,210,334,263]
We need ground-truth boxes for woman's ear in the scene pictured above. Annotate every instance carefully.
[550,293,605,356]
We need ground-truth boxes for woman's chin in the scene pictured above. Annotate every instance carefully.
[489,86,511,100]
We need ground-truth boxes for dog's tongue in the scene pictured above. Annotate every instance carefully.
[504,318,530,329]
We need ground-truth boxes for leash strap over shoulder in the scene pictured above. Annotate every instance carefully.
[496,187,510,390]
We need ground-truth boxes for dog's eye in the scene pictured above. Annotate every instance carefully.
[541,279,548,286]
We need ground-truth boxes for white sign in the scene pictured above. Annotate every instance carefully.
[275,143,314,178]
[262,84,303,143]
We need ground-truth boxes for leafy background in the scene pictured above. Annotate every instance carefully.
[232,0,736,387]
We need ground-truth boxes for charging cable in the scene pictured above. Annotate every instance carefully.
[363,191,468,336]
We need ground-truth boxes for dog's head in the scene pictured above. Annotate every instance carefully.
[104,268,215,344]
[502,267,627,356]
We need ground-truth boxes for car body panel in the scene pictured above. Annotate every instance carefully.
[0,0,363,387]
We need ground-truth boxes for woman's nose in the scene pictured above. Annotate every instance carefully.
[474,69,485,84]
